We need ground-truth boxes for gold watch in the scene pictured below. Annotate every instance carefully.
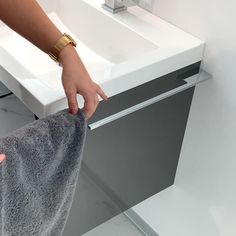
[48,33,77,62]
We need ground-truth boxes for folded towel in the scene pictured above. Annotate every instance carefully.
[0,109,87,236]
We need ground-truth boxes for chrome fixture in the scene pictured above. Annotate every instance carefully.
[88,70,212,130]
[102,0,139,13]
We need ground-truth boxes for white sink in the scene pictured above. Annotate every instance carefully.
[0,0,204,117]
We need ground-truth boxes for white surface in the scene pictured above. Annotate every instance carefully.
[132,185,227,236]
[0,0,203,117]
[130,1,236,236]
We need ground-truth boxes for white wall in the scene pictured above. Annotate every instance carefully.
[151,0,236,220]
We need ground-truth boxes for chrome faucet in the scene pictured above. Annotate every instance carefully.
[102,0,139,13]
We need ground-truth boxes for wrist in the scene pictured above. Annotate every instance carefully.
[58,44,78,66]
[58,44,93,83]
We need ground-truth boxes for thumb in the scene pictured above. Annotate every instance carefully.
[66,89,78,114]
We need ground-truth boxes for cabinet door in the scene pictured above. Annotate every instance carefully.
[63,62,199,236]
[84,87,194,206]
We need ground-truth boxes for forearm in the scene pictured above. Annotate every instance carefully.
[0,0,62,53]
[0,0,108,118]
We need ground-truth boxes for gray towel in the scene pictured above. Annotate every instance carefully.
[0,109,87,236]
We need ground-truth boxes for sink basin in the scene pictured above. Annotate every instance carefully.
[0,0,204,117]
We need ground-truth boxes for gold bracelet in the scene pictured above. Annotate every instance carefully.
[48,33,77,62]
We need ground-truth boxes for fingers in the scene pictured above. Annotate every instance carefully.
[96,85,108,101]
[66,89,78,115]
[65,82,108,119]
[83,94,99,119]
[83,85,108,119]
[0,154,6,163]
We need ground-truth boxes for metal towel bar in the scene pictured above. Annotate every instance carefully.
[88,70,211,130]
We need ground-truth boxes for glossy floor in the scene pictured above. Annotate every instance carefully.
[83,213,144,236]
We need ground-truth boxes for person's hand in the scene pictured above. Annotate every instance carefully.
[0,154,6,164]
[59,45,108,119]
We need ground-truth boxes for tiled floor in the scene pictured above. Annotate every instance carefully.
[0,93,34,137]
[0,86,144,236]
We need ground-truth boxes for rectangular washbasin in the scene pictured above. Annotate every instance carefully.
[0,0,204,117]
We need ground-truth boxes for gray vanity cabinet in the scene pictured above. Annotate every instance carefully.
[63,62,200,236]
[83,87,194,206]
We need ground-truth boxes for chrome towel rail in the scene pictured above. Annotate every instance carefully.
[88,70,211,130]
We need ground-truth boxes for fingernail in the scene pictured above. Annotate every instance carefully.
[69,109,77,115]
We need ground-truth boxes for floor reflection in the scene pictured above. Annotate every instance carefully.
[83,213,144,236]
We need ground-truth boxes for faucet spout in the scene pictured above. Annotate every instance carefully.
[102,0,127,13]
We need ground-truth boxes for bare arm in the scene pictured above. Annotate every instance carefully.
[0,0,62,53]
[0,0,108,117]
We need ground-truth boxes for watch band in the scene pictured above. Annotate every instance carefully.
[48,33,77,62]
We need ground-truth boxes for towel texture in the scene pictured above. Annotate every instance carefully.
[0,109,87,236]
